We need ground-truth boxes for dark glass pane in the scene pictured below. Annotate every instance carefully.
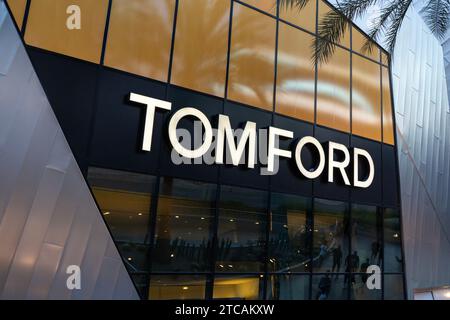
[384,208,403,272]
[350,273,382,300]
[213,275,265,300]
[131,274,149,299]
[269,193,311,272]
[312,274,349,300]
[266,274,309,300]
[149,275,206,299]
[313,199,349,273]
[152,178,216,272]
[87,167,155,272]
[216,186,268,272]
[351,204,381,271]
[384,275,405,300]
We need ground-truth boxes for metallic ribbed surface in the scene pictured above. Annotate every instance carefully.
[0,1,138,299]
[391,8,450,298]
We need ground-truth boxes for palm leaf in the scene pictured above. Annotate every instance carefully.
[422,0,450,40]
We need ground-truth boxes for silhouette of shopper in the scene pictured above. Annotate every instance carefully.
[332,245,342,278]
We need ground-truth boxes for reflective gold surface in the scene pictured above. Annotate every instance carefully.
[382,66,395,144]
[352,26,380,62]
[6,0,27,29]
[240,0,277,15]
[25,0,109,63]
[171,0,229,97]
[276,22,315,122]
[317,46,350,132]
[318,0,350,48]
[104,0,175,81]
[213,276,261,299]
[352,54,382,141]
[279,0,316,33]
[149,275,206,299]
[227,3,276,110]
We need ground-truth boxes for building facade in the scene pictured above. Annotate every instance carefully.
[2,0,406,299]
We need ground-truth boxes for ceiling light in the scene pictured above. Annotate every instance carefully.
[103,211,110,215]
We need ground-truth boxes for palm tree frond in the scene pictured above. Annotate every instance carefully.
[383,0,412,54]
[422,0,450,40]
[279,0,310,11]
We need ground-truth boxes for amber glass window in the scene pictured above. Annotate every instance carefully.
[149,275,206,299]
[216,186,268,272]
[87,167,156,272]
[241,0,277,15]
[318,0,350,48]
[6,0,27,29]
[317,46,350,132]
[104,0,175,82]
[213,275,264,299]
[171,0,229,97]
[279,0,316,33]
[152,178,216,272]
[276,22,315,122]
[382,66,395,144]
[269,193,311,272]
[382,51,389,66]
[227,3,276,110]
[352,54,382,141]
[313,199,349,273]
[352,26,380,62]
[25,0,108,63]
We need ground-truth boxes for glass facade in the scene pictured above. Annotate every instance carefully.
[7,0,405,300]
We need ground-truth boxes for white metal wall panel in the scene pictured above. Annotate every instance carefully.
[0,1,138,300]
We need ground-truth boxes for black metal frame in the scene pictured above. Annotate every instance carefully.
[4,0,406,300]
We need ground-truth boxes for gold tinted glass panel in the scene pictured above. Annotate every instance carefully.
[105,0,175,81]
[228,4,276,110]
[6,0,27,29]
[241,0,277,15]
[279,0,316,33]
[213,276,263,299]
[149,275,206,299]
[171,0,229,97]
[25,0,108,63]
[352,54,381,141]
[317,46,350,132]
[382,67,395,144]
[318,0,350,48]
[276,22,315,122]
[382,51,389,65]
[352,26,380,61]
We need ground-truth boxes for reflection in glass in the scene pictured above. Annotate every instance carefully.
[384,275,405,300]
[213,275,264,299]
[267,275,309,300]
[152,178,216,272]
[350,273,381,300]
[312,274,348,300]
[317,46,350,132]
[104,0,175,81]
[149,275,206,299]
[382,66,395,145]
[318,1,350,47]
[279,0,316,33]
[276,22,315,122]
[384,208,403,273]
[171,0,230,97]
[25,0,109,63]
[240,0,277,15]
[269,193,311,272]
[351,205,381,273]
[313,199,349,274]
[131,274,149,299]
[352,26,380,61]
[216,186,268,272]
[227,3,276,110]
[6,0,27,29]
[87,167,155,272]
[352,54,382,141]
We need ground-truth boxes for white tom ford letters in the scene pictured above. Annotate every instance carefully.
[129,92,375,188]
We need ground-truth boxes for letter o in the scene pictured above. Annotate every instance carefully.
[168,107,213,159]
[295,136,325,179]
